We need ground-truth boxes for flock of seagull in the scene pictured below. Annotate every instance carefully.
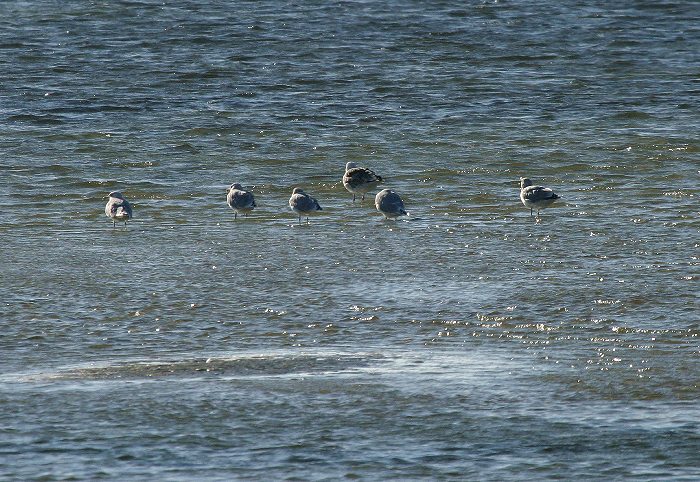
[105,162,560,227]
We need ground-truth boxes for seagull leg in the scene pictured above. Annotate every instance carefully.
[234,212,238,220]
[352,194,356,202]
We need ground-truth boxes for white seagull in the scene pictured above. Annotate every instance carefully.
[343,162,383,202]
[289,188,322,223]
[375,189,408,219]
[520,178,560,217]
[226,183,256,219]
[105,191,133,228]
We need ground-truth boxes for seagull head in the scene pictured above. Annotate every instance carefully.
[345,162,358,171]
[520,178,533,189]
[108,191,125,200]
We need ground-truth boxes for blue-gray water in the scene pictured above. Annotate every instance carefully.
[1,1,699,480]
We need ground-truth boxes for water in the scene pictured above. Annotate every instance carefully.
[1,0,699,480]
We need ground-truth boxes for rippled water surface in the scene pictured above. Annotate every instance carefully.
[1,1,699,480]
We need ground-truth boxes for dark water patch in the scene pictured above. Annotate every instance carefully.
[30,353,382,382]
[38,164,80,175]
[45,104,143,114]
[58,179,123,190]
[7,114,64,125]
[82,180,172,195]
[182,126,234,137]
[492,53,561,63]
[556,163,611,174]
[0,41,27,49]
[611,110,654,120]
[234,90,258,98]
[421,167,471,178]
[227,54,257,62]
[120,161,160,169]
[168,142,200,154]
[40,132,118,143]
[176,69,226,80]
[607,38,642,48]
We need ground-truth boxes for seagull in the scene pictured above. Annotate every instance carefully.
[375,189,408,219]
[289,188,322,223]
[343,162,383,202]
[520,178,560,217]
[226,183,256,219]
[105,191,133,228]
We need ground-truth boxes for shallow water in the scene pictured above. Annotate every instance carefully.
[1,0,699,480]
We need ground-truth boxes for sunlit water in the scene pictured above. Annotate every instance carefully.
[1,1,698,480]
